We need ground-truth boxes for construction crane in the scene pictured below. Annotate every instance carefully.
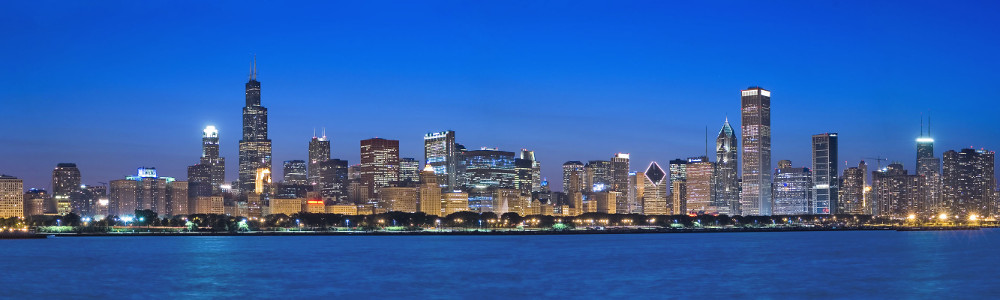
[862,156,888,170]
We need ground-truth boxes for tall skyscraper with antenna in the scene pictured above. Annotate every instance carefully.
[238,57,272,193]
[916,113,942,214]
[309,130,331,190]
[740,86,772,215]
[714,118,739,215]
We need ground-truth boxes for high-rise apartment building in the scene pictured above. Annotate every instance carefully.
[52,163,81,215]
[811,133,838,214]
[714,119,739,215]
[641,162,668,215]
[360,138,400,206]
[308,135,331,189]
[741,86,772,215]
[24,189,48,216]
[424,131,458,190]
[872,163,924,217]
[942,148,996,216]
[238,59,272,193]
[0,175,24,219]
[773,160,812,215]
[109,168,183,216]
[839,162,866,215]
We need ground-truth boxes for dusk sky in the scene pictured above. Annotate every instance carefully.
[2,1,999,190]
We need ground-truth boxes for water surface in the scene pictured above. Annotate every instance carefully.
[2,229,998,298]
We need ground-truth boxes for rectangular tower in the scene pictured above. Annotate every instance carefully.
[360,138,400,206]
[740,87,772,215]
[424,131,457,190]
[811,133,838,214]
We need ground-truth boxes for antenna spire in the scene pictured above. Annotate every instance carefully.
[920,113,924,137]
[928,112,931,136]
[252,54,257,80]
[322,127,326,138]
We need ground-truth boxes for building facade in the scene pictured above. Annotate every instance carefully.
[424,131,458,190]
[942,149,996,217]
[199,126,225,192]
[308,135,331,189]
[237,61,272,193]
[714,119,740,215]
[360,138,400,206]
[773,160,812,215]
[641,162,668,215]
[0,175,24,219]
[811,133,838,214]
[283,160,308,186]
[685,157,715,214]
[740,86,772,215]
[52,163,81,215]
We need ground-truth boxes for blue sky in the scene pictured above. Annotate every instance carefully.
[2,1,999,190]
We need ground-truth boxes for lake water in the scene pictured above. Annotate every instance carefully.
[2,229,999,298]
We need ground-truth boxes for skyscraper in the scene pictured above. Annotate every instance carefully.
[238,58,272,193]
[418,165,442,215]
[109,167,181,216]
[773,160,812,215]
[942,148,995,217]
[514,155,535,195]
[872,163,923,217]
[399,157,420,183]
[741,86,772,215]
[584,160,613,192]
[360,138,400,206]
[187,163,213,199]
[610,153,630,213]
[714,119,739,215]
[916,120,942,215]
[522,150,543,193]
[282,160,308,186]
[811,133,838,214]
[668,159,687,195]
[308,135,331,189]
[424,130,458,190]
[318,159,349,203]
[52,163,81,215]
[685,157,715,214]
[562,161,585,193]
[199,126,225,191]
[839,162,866,215]
[459,148,515,212]
[0,175,24,219]
[641,162,668,215]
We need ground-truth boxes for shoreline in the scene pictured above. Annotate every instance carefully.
[28,226,985,237]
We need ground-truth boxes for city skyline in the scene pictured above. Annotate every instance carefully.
[3,1,1000,191]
